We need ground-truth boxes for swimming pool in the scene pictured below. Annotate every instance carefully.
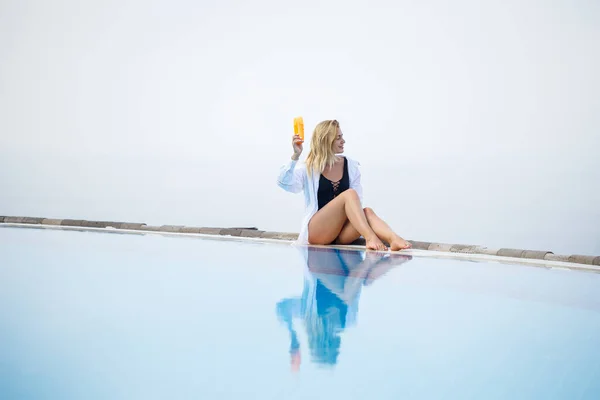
[1,226,599,399]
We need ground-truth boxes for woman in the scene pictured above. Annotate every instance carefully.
[277,119,411,251]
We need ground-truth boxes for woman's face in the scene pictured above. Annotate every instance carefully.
[332,128,345,154]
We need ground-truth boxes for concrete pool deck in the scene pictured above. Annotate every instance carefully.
[1,215,599,272]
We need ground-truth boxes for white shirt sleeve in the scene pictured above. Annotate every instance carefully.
[277,159,305,193]
[349,160,364,205]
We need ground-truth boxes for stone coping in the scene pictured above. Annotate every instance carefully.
[1,215,599,267]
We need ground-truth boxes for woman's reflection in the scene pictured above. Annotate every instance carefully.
[276,246,412,370]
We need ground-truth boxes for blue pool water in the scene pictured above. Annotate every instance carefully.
[1,226,599,399]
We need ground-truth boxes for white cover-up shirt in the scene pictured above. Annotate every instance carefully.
[276,156,364,245]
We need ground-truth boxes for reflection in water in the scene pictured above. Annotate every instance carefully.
[276,246,412,369]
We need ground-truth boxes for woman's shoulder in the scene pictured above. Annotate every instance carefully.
[343,156,361,168]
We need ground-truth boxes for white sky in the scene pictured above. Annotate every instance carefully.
[1,0,599,255]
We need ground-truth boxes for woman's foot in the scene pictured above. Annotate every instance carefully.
[389,235,412,251]
[366,236,388,251]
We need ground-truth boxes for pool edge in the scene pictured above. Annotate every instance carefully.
[1,217,598,273]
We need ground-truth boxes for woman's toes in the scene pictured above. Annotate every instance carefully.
[390,237,411,251]
[366,237,388,251]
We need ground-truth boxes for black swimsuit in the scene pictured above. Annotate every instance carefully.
[317,157,350,210]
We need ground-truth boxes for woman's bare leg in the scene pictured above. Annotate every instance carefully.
[334,219,365,245]
[308,189,387,251]
[335,207,412,251]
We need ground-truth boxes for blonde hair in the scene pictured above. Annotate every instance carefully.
[305,119,342,177]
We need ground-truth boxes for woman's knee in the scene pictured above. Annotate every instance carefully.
[343,188,359,200]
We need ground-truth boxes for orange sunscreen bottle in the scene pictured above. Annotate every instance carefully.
[294,117,304,141]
